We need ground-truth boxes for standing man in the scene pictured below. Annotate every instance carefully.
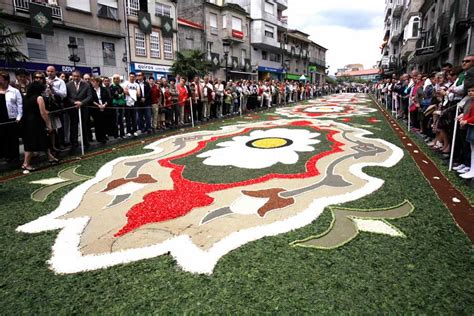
[123,72,140,137]
[135,72,152,134]
[0,71,22,163]
[193,76,204,122]
[202,76,213,121]
[46,65,68,149]
[66,70,92,151]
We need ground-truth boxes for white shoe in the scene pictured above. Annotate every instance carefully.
[453,164,465,171]
[457,167,470,174]
[126,133,132,137]
[133,132,138,137]
[460,172,474,179]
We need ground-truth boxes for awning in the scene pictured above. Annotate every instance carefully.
[229,70,257,76]
[299,75,307,81]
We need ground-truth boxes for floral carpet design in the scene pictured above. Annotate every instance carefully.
[276,94,377,119]
[18,101,404,274]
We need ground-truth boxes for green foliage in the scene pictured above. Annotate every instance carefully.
[0,10,28,65]
[325,76,336,85]
[170,50,210,81]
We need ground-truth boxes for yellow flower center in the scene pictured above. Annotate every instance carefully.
[248,137,292,149]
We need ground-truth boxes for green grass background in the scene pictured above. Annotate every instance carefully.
[0,98,473,314]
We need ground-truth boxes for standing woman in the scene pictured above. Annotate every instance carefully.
[91,77,110,144]
[22,74,58,171]
[0,71,23,163]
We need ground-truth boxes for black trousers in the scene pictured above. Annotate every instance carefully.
[124,107,137,134]
[105,107,118,138]
[91,107,107,142]
[69,106,90,147]
[0,119,19,160]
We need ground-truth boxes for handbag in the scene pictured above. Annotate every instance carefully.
[409,103,417,113]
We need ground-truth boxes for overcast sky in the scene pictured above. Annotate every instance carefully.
[287,0,385,75]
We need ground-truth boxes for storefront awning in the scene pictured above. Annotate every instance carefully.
[229,70,257,76]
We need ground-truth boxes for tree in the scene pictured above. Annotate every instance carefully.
[170,50,210,81]
[0,10,28,66]
[325,76,336,85]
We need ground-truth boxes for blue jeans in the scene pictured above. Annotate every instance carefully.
[137,106,152,132]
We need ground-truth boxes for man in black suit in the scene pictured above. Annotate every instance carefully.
[135,72,152,134]
[66,70,93,151]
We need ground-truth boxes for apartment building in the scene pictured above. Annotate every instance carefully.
[125,0,178,79]
[0,0,127,76]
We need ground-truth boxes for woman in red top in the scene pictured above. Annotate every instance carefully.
[149,77,161,130]
[459,86,474,178]
[177,78,189,125]
[459,87,474,179]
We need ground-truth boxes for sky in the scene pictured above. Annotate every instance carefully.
[287,0,385,75]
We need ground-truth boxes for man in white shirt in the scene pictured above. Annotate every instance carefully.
[46,66,68,148]
[122,72,140,137]
[0,71,22,162]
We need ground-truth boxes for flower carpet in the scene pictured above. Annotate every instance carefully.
[0,94,472,313]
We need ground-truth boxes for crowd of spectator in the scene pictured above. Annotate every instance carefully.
[372,53,474,180]
[0,66,334,171]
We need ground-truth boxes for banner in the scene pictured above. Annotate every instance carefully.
[139,11,152,34]
[30,3,54,35]
[231,57,238,69]
[210,53,220,68]
[244,58,251,72]
[161,16,174,38]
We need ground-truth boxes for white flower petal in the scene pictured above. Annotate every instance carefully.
[198,128,321,169]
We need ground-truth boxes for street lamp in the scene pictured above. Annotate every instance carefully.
[223,40,230,82]
[68,42,80,68]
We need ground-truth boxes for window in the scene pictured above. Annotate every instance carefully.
[209,13,218,34]
[127,0,139,16]
[241,49,246,62]
[232,16,242,31]
[26,33,46,60]
[69,36,86,63]
[264,1,274,15]
[412,17,420,37]
[134,29,146,56]
[67,0,91,11]
[207,42,213,53]
[223,15,227,29]
[186,37,194,50]
[269,53,279,62]
[264,24,274,38]
[155,2,171,17]
[262,51,267,60]
[150,31,161,58]
[102,42,116,66]
[98,0,118,20]
[163,37,173,59]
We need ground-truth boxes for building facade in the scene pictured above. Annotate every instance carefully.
[380,0,474,76]
[227,0,289,80]
[178,0,252,81]
[308,41,327,85]
[0,0,127,77]
[125,0,178,80]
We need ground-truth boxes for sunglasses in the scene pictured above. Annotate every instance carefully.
[462,60,473,63]
[34,76,45,79]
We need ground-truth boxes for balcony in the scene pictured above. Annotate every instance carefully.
[275,0,288,10]
[13,0,63,20]
[391,29,402,43]
[393,3,403,17]
[223,28,245,43]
